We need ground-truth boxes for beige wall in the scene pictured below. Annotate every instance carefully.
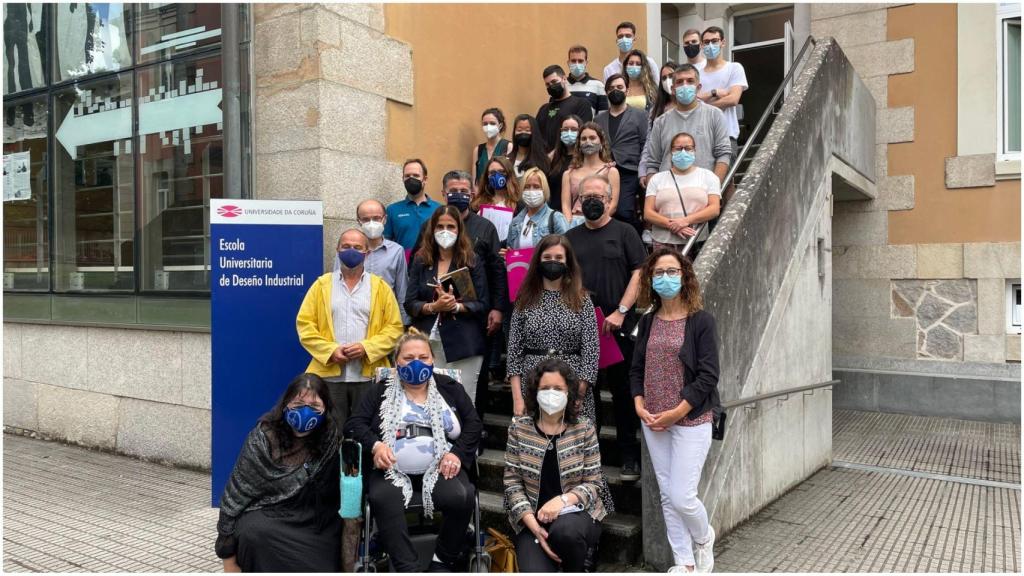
[384,3,648,195]
[886,3,1020,245]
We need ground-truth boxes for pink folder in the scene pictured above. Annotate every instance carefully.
[505,247,534,302]
[595,308,625,368]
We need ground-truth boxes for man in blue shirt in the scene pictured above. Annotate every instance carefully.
[384,159,441,250]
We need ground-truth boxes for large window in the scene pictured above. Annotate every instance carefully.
[999,4,1021,156]
[2,3,248,298]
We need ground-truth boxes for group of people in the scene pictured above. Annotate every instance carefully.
[215,21,736,575]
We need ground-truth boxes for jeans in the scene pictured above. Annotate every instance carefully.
[430,341,483,405]
[642,422,712,566]
[514,512,601,572]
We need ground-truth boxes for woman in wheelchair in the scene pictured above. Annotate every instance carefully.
[503,358,607,572]
[344,328,483,572]
[215,373,343,572]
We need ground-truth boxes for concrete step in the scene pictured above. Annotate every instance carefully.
[481,414,637,467]
[484,382,617,425]
[477,490,643,565]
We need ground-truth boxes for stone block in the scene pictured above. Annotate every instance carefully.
[919,322,962,360]
[916,243,964,279]
[21,324,89,390]
[876,107,914,144]
[964,334,1006,363]
[963,242,1021,278]
[876,143,888,178]
[256,149,325,202]
[861,75,888,109]
[36,383,118,449]
[945,154,996,188]
[833,316,917,358]
[833,245,916,279]
[4,322,22,379]
[1007,334,1021,362]
[837,175,915,213]
[834,279,893,319]
[254,11,307,80]
[181,333,211,409]
[811,3,888,20]
[253,3,306,24]
[319,18,413,104]
[832,210,888,246]
[321,2,385,32]
[116,399,211,469]
[319,150,406,220]
[255,81,322,154]
[810,8,887,49]
[977,278,1006,335]
[300,6,341,48]
[317,82,387,156]
[4,378,37,430]
[845,39,914,78]
[85,327,183,404]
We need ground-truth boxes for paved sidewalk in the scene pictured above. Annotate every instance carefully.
[3,409,1020,572]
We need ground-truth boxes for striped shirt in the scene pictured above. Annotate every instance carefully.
[503,416,607,533]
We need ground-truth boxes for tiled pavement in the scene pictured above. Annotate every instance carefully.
[3,409,1020,572]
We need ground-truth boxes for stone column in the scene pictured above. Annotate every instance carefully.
[253,3,413,268]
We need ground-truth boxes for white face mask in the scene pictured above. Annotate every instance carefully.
[361,220,384,240]
[537,389,568,415]
[483,124,500,139]
[434,230,457,249]
[522,189,545,208]
[662,77,673,94]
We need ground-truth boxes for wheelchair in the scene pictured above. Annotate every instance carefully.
[353,367,491,573]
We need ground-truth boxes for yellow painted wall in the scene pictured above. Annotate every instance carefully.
[385,2,649,196]
[887,3,1021,244]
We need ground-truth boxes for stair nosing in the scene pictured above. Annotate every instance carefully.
[477,491,641,537]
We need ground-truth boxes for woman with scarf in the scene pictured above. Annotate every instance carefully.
[344,328,483,572]
[215,373,342,572]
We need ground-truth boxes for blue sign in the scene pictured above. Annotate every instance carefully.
[210,199,324,506]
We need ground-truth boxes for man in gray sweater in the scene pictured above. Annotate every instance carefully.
[639,64,732,188]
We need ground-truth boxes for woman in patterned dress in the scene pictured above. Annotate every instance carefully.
[629,248,722,573]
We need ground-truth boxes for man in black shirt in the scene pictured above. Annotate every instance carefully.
[536,64,594,153]
[565,173,647,481]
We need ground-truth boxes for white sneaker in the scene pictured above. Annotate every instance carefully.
[694,525,716,573]
[667,565,694,573]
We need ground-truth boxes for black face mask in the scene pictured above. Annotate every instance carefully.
[404,177,423,196]
[514,133,532,147]
[546,82,566,98]
[684,43,701,59]
[582,197,605,221]
[539,260,567,281]
[607,89,626,106]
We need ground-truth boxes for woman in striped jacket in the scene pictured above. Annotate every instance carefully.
[503,358,608,572]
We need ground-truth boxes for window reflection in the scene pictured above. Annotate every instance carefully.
[3,3,48,94]
[137,3,221,64]
[3,97,49,290]
[55,3,132,81]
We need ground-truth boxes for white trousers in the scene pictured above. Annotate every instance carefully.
[643,421,712,567]
[429,341,482,404]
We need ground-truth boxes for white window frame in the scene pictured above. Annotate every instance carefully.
[728,4,794,59]
[997,3,1021,161]
[1007,281,1022,334]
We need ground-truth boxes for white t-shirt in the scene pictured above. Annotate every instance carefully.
[698,61,748,139]
[393,394,462,475]
[645,168,721,244]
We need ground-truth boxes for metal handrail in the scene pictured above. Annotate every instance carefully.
[681,36,819,258]
[721,379,838,409]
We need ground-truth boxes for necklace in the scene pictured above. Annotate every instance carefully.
[538,419,565,450]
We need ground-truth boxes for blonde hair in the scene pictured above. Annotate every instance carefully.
[395,327,431,357]
[521,167,550,203]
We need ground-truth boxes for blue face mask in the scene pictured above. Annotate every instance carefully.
[569,63,586,77]
[398,359,434,386]
[672,149,696,171]
[653,275,682,299]
[338,249,365,269]
[703,42,721,60]
[560,130,578,146]
[488,172,508,191]
[625,65,642,79]
[675,84,697,105]
[446,192,471,212]
[617,36,633,53]
[285,405,324,434]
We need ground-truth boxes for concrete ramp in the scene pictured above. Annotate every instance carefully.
[641,38,878,568]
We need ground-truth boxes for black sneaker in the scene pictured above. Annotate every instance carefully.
[620,460,640,482]
[427,560,454,572]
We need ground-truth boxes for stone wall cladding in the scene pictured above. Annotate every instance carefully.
[892,279,977,360]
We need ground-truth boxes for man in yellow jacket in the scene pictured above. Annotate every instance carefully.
[296,228,404,425]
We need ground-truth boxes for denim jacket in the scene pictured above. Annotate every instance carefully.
[506,204,570,249]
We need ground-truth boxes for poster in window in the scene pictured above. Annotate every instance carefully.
[3,151,31,202]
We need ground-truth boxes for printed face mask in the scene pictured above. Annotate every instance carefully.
[398,358,434,385]
[285,405,324,434]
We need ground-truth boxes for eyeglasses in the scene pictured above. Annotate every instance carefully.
[359,216,384,223]
[286,402,325,413]
[652,268,682,279]
[671,146,696,153]
[447,189,471,196]
[702,38,721,46]
[579,194,605,202]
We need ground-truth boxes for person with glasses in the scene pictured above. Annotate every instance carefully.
[643,131,721,259]
[564,174,646,482]
[215,374,343,573]
[681,29,706,70]
[696,26,748,165]
[296,228,404,426]
[357,199,409,325]
[629,248,721,573]
[385,159,442,250]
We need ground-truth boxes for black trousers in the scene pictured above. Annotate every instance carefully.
[594,332,640,465]
[325,379,372,432]
[614,167,643,235]
[514,513,601,572]
[366,468,475,571]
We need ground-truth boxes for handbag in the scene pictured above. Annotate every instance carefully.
[484,527,518,573]
[338,439,363,519]
[711,406,727,441]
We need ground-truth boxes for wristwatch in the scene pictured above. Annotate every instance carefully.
[617,304,630,315]
[711,88,719,98]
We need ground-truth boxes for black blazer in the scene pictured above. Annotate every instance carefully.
[405,252,489,363]
[629,308,722,420]
[343,373,483,470]
[594,106,649,173]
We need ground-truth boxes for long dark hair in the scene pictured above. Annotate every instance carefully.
[260,373,336,462]
[651,61,678,124]
[523,358,581,425]
[414,205,476,268]
[508,114,551,174]
[550,114,583,174]
[515,234,586,313]
[569,122,614,169]
[473,155,522,211]
[636,247,704,312]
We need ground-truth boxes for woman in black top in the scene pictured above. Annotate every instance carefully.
[215,373,341,573]
[546,114,583,213]
[508,114,551,181]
